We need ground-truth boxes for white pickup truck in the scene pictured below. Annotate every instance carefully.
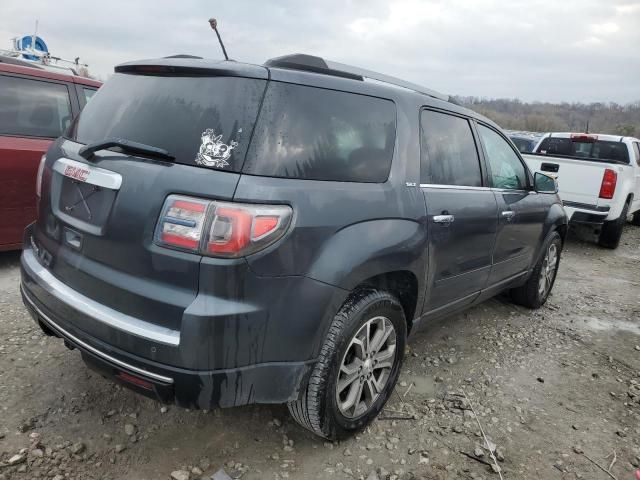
[523,132,640,248]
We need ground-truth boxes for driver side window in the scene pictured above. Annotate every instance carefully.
[478,124,527,190]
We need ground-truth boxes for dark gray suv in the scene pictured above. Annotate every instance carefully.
[20,54,567,439]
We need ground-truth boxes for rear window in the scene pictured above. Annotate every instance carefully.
[509,137,536,153]
[0,74,72,138]
[536,137,630,163]
[70,73,267,171]
[243,82,396,182]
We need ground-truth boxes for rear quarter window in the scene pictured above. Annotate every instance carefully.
[243,82,396,182]
[0,74,72,138]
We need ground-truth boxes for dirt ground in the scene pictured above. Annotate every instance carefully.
[1,225,639,480]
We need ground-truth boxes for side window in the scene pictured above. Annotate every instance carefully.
[634,142,640,167]
[244,82,396,182]
[82,88,97,104]
[0,74,72,138]
[420,110,482,187]
[478,124,528,190]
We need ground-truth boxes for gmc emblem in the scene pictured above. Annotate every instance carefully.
[64,165,90,182]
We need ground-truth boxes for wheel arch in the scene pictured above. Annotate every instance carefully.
[353,270,420,332]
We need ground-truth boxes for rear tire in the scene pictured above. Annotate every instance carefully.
[631,210,640,226]
[288,290,406,440]
[598,202,629,249]
[511,231,562,309]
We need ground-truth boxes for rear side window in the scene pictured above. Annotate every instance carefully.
[420,110,482,187]
[634,142,640,166]
[536,137,630,163]
[0,75,72,138]
[71,73,267,171]
[243,82,396,182]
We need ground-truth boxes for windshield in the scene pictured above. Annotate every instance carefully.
[70,73,267,171]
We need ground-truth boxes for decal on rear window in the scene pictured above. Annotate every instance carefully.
[195,129,238,168]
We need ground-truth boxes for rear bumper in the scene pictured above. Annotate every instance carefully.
[563,204,610,226]
[19,224,347,408]
[21,282,315,408]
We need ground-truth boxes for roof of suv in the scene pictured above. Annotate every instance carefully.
[115,54,496,128]
[0,61,102,87]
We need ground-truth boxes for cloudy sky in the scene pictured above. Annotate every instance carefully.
[2,0,639,103]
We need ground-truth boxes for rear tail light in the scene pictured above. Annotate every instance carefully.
[599,168,617,199]
[155,195,292,258]
[36,155,46,197]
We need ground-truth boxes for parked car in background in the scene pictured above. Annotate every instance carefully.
[523,132,640,248]
[506,130,546,153]
[21,53,566,439]
[0,57,101,251]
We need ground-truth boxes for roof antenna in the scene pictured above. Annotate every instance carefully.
[208,18,229,61]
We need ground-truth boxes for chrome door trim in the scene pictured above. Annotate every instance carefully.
[420,184,491,191]
[54,157,123,190]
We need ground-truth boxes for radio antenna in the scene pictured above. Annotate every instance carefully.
[208,18,229,61]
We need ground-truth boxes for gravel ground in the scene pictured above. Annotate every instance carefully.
[1,226,639,480]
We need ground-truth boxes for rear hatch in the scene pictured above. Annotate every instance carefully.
[33,61,267,350]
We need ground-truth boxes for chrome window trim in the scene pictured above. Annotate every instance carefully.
[490,187,530,193]
[419,184,491,191]
[21,285,174,384]
[22,248,180,346]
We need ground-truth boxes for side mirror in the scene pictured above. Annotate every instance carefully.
[534,172,558,194]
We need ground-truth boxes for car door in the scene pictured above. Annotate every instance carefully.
[475,122,546,285]
[0,73,75,249]
[419,109,499,315]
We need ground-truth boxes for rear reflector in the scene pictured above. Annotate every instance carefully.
[599,168,617,199]
[116,371,154,390]
[155,195,292,258]
[36,154,46,197]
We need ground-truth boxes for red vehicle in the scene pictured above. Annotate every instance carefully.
[0,58,101,251]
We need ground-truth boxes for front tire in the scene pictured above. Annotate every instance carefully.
[511,231,562,309]
[631,210,640,226]
[598,202,629,249]
[288,290,407,440]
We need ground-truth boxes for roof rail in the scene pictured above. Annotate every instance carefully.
[264,53,449,101]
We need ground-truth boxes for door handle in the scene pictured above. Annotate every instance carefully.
[501,210,515,221]
[433,214,455,225]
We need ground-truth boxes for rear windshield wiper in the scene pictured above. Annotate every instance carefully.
[78,138,175,162]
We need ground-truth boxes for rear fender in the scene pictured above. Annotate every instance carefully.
[306,219,427,292]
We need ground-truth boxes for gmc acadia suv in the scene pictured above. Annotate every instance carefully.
[20,54,567,439]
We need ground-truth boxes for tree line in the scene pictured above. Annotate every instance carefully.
[455,97,640,137]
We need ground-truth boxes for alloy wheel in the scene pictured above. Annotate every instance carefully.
[335,316,397,418]
[538,243,558,298]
